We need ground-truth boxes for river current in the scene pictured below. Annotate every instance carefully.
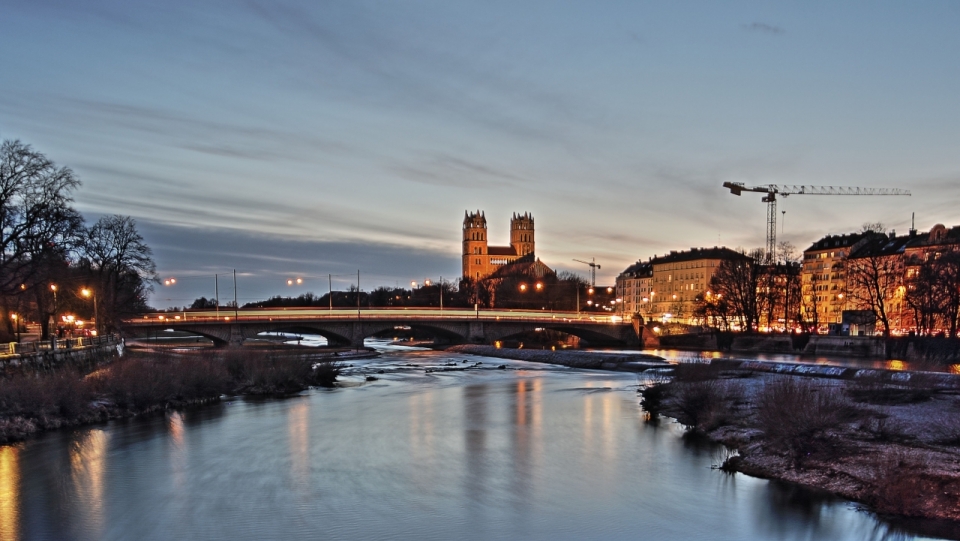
[0,342,949,540]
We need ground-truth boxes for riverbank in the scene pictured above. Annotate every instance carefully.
[655,332,960,363]
[642,362,960,527]
[447,344,668,371]
[0,349,345,445]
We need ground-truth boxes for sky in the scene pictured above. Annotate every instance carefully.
[2,1,958,308]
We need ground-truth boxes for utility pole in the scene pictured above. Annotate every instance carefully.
[233,269,238,320]
[329,274,333,310]
[215,274,220,319]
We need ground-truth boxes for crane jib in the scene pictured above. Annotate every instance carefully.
[722,181,911,264]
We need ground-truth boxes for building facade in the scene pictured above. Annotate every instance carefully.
[802,224,960,335]
[800,233,870,328]
[462,211,536,280]
[615,261,652,316]
[643,247,748,324]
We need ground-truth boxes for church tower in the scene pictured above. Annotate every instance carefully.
[510,212,535,257]
[462,210,488,280]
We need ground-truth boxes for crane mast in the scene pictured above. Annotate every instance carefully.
[722,182,911,263]
[573,258,601,287]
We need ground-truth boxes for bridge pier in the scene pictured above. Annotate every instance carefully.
[467,321,487,344]
[228,325,246,347]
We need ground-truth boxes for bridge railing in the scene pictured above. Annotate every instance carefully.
[1,334,121,358]
[125,308,631,326]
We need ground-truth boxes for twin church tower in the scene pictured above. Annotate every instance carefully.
[462,210,535,280]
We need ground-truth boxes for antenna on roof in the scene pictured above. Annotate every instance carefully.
[910,212,916,236]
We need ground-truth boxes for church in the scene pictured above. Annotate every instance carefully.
[462,210,551,280]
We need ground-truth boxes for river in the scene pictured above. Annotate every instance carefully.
[0,341,951,540]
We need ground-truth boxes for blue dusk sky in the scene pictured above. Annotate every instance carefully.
[2,1,958,307]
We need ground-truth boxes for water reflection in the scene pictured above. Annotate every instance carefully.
[3,349,955,541]
[408,390,437,490]
[463,384,488,514]
[69,429,108,539]
[288,400,310,495]
[0,446,19,541]
[168,411,186,495]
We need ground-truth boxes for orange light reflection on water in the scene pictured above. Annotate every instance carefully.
[289,401,310,488]
[0,446,19,541]
[70,430,108,538]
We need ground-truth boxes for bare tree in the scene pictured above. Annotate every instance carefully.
[0,140,82,288]
[846,250,901,337]
[0,140,84,336]
[708,249,760,332]
[801,272,822,333]
[81,215,158,329]
[906,261,942,335]
[937,251,960,338]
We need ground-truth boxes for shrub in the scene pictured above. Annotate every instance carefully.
[0,370,93,420]
[672,361,720,382]
[930,411,960,446]
[673,379,743,432]
[311,360,343,388]
[860,411,911,443]
[175,356,232,400]
[755,378,862,468]
[866,450,930,516]
[91,358,178,410]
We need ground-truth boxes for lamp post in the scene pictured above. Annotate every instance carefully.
[50,284,58,338]
[10,313,20,344]
[519,282,544,309]
[81,288,98,337]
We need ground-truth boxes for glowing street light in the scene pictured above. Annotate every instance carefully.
[81,288,99,337]
[10,313,20,343]
[164,278,177,286]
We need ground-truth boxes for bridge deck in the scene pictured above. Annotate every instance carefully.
[126,308,628,326]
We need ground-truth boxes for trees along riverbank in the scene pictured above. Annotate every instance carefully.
[0,140,159,341]
[640,363,960,523]
[0,348,344,444]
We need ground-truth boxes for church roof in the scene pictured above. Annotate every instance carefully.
[488,254,555,279]
[487,246,518,256]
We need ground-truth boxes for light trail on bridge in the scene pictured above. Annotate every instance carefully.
[126,308,628,325]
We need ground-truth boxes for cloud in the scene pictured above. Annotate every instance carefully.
[742,22,785,35]
[139,219,461,308]
[390,154,527,188]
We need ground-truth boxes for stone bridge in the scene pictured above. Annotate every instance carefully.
[124,308,643,348]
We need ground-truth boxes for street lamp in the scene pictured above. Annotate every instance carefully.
[81,288,99,337]
[50,283,58,326]
[10,313,20,343]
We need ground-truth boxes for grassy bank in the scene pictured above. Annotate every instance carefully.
[640,363,960,525]
[0,350,342,444]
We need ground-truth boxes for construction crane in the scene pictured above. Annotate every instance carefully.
[722,182,911,262]
[573,258,601,287]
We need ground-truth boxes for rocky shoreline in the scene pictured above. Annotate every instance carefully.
[641,362,960,532]
[446,344,668,371]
